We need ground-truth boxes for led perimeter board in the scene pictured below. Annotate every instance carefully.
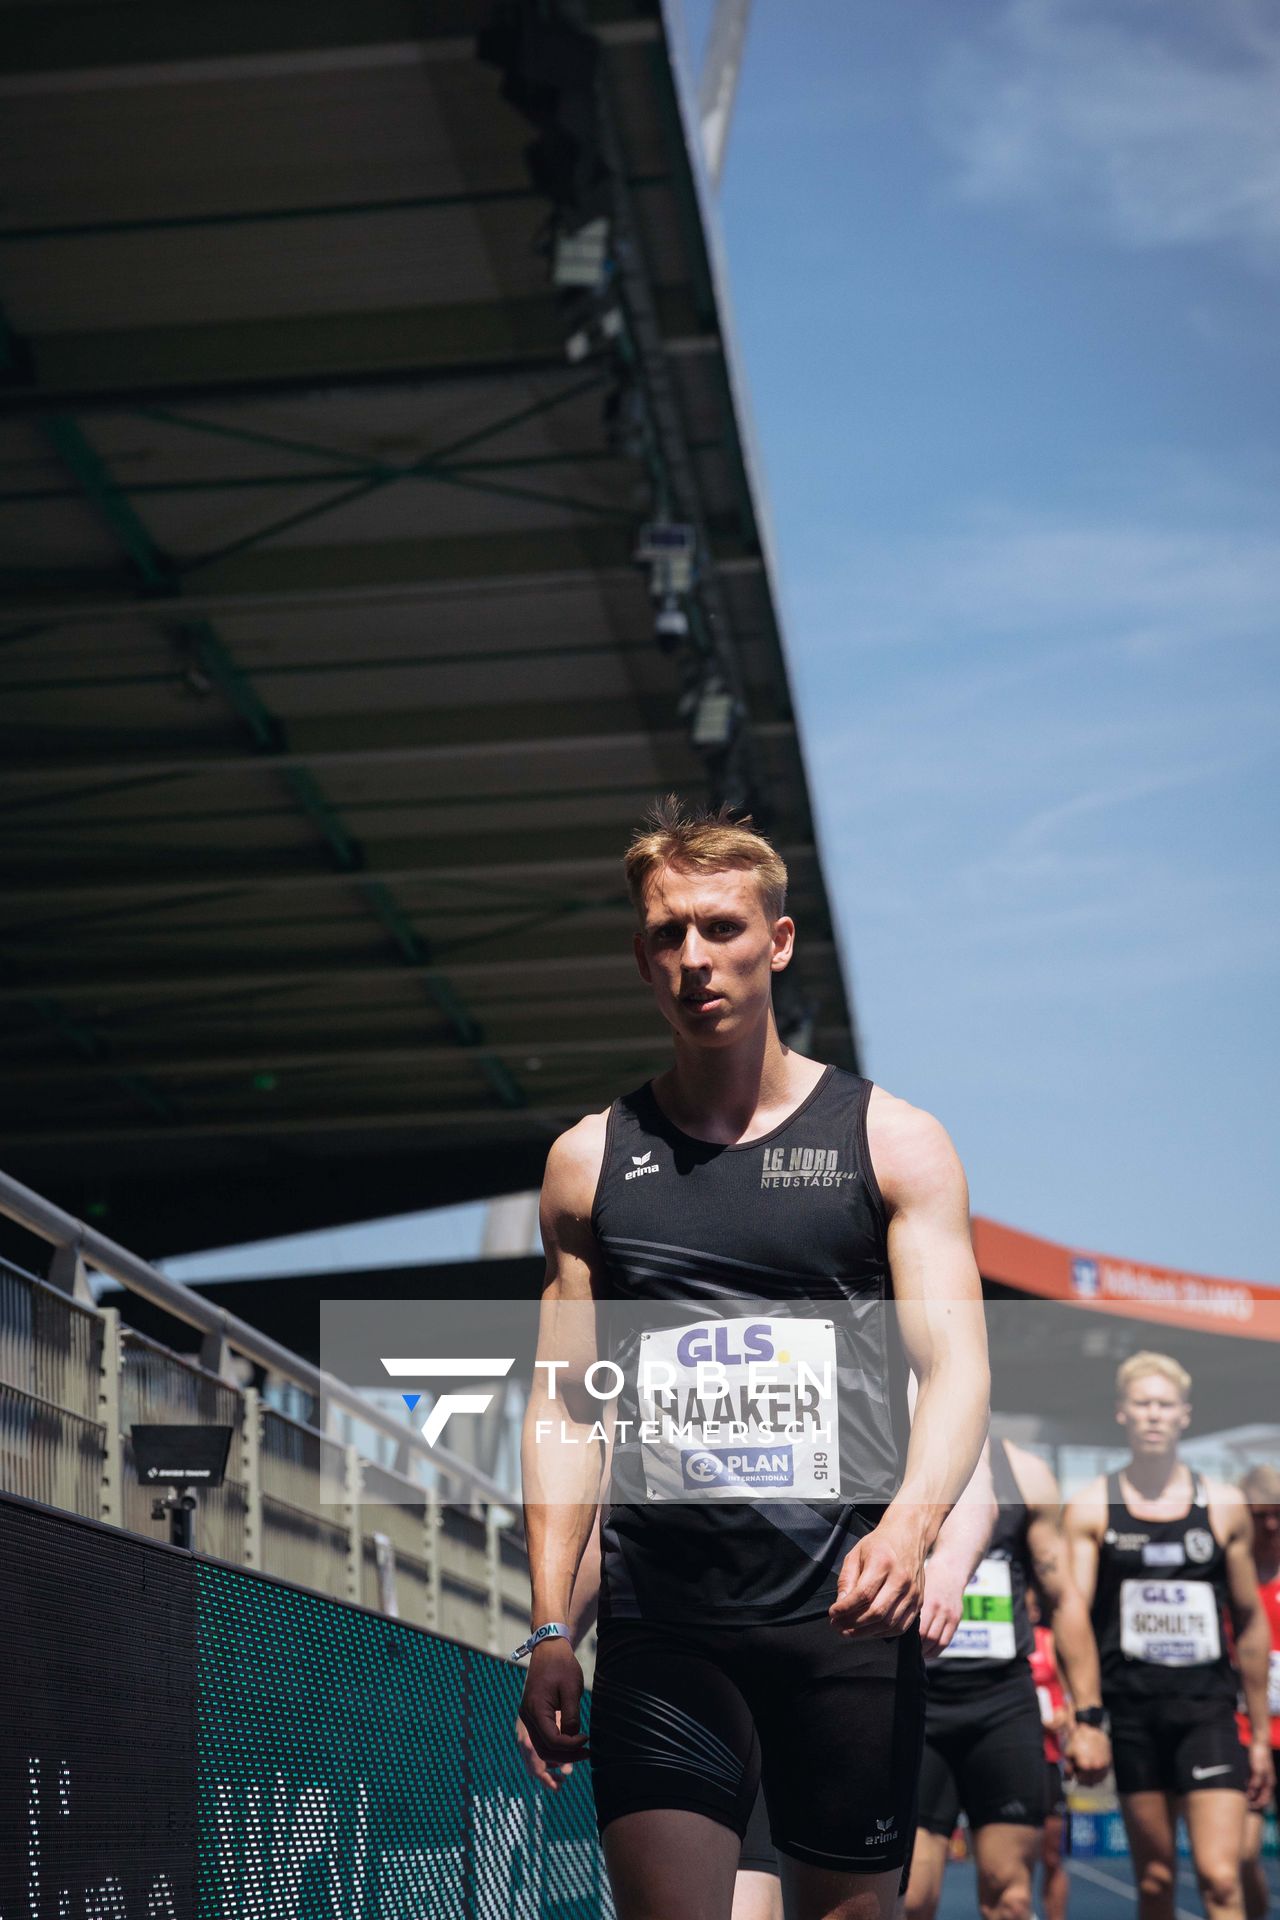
[1,1494,611,1918]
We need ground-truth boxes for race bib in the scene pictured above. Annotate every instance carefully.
[637,1315,840,1501]
[1119,1579,1221,1666]
[1269,1650,1280,1716]
[939,1557,1016,1660]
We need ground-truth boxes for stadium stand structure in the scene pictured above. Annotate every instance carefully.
[0,0,856,1257]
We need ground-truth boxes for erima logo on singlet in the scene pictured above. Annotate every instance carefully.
[760,1144,856,1190]
[626,1151,660,1182]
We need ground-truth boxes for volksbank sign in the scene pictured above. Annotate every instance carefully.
[1,1495,611,1920]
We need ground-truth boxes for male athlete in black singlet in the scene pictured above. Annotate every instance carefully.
[1066,1353,1274,1920]
[518,802,990,1920]
[906,1438,1110,1920]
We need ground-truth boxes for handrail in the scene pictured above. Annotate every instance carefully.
[0,1166,511,1506]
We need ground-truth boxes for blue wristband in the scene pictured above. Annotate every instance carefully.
[509,1621,571,1663]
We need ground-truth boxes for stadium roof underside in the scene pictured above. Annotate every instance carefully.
[0,0,857,1257]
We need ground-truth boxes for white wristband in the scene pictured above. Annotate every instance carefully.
[509,1621,571,1663]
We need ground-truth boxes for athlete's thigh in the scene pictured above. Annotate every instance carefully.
[1241,1807,1265,1867]
[742,1618,925,1876]
[1179,1788,1246,1881]
[971,1822,1040,1906]
[732,1869,783,1920]
[903,1829,950,1920]
[776,1855,904,1920]
[590,1623,760,1840]
[603,1809,741,1920]
[1119,1789,1179,1872]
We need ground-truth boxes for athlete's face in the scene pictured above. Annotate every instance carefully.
[1116,1372,1190,1454]
[633,865,793,1045]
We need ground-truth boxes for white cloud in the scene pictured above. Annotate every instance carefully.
[933,0,1280,261]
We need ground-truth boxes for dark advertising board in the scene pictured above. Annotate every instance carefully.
[1,1495,611,1918]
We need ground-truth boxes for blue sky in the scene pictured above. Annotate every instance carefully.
[166,0,1279,1288]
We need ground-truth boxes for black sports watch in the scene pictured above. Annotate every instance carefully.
[1074,1706,1107,1728]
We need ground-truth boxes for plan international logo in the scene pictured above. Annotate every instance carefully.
[760,1144,856,1190]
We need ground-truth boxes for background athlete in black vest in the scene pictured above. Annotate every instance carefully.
[1065,1353,1274,1920]
[519,801,990,1920]
[905,1438,1111,1920]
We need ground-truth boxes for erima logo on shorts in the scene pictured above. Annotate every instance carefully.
[681,1446,794,1490]
[626,1151,660,1182]
[863,1817,897,1845]
[760,1145,856,1190]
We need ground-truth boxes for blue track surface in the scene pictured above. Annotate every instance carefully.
[935,1852,1280,1920]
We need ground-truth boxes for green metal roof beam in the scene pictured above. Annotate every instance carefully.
[25,407,526,1110]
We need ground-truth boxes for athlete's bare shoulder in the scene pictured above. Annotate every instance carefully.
[1005,1439,1062,1511]
[865,1083,967,1215]
[1206,1479,1250,1542]
[1063,1473,1110,1539]
[541,1108,611,1221]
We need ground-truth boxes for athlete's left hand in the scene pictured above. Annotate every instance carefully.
[1063,1721,1111,1787]
[917,1561,965,1658]
[829,1518,925,1638]
[1246,1738,1275,1812]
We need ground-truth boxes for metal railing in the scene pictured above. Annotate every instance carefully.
[0,1169,538,1658]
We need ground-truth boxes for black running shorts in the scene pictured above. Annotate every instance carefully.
[589,1615,925,1873]
[1108,1697,1249,1797]
[1044,1760,1067,1820]
[918,1668,1047,1834]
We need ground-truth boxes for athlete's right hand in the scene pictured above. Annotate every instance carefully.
[518,1639,590,1765]
[1246,1737,1275,1812]
[515,1712,577,1791]
[830,1518,926,1638]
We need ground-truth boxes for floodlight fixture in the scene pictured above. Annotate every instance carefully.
[691,680,737,750]
[552,217,610,288]
[654,594,689,645]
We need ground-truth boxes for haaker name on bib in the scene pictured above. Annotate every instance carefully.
[939,1556,1016,1660]
[638,1315,840,1502]
[1119,1578,1221,1666]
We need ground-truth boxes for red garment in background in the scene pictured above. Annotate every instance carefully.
[1236,1568,1280,1748]
[1031,1623,1066,1765]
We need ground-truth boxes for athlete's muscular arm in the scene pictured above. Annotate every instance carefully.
[1062,1479,1108,1611]
[830,1092,990,1638]
[516,1514,602,1792]
[1008,1444,1111,1785]
[918,1441,997,1658]
[1215,1483,1275,1811]
[518,1113,609,1765]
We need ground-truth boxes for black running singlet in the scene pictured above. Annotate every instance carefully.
[928,1438,1034,1699]
[1092,1471,1236,1706]
[591,1067,909,1626]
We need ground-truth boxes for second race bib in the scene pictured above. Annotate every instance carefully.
[637,1315,840,1501]
[1119,1578,1221,1666]
[939,1557,1016,1660]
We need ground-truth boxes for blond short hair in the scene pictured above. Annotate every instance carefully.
[1240,1464,1280,1505]
[1115,1350,1192,1402]
[624,795,789,924]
